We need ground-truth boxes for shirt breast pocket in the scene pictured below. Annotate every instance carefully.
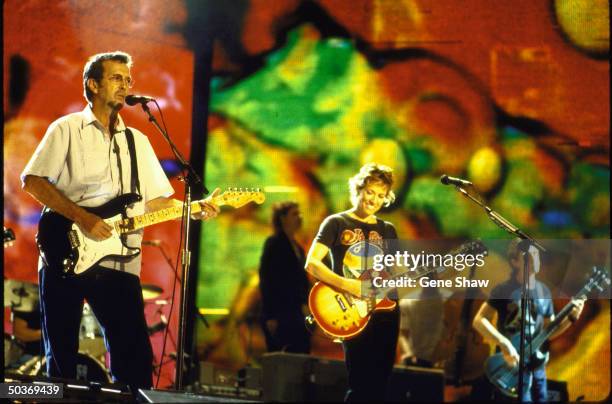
[82,147,109,183]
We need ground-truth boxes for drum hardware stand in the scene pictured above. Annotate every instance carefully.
[7,286,45,377]
[448,183,545,402]
[17,356,42,375]
[135,100,208,390]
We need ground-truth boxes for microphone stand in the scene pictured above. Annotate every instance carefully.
[449,184,544,402]
[138,102,208,390]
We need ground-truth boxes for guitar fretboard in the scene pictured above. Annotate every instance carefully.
[113,200,204,233]
[109,189,265,233]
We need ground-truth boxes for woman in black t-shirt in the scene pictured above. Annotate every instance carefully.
[305,163,399,402]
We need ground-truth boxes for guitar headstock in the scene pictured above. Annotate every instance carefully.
[216,188,266,208]
[454,240,488,257]
[582,266,611,297]
[4,227,15,248]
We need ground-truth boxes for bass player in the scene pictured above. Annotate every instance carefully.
[472,238,584,401]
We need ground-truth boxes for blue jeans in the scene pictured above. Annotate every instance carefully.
[520,365,548,403]
[39,265,153,391]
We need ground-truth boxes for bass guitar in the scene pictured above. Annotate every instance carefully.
[307,241,487,341]
[37,188,265,276]
[484,266,610,398]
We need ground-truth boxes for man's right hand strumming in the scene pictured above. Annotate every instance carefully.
[343,278,364,298]
[77,211,113,241]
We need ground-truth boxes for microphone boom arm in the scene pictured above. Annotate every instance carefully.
[139,102,207,193]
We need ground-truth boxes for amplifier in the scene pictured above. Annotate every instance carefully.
[546,379,569,402]
[309,357,348,401]
[261,353,445,402]
[261,352,313,401]
[196,362,262,400]
[387,365,445,402]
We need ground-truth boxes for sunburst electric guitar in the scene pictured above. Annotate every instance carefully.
[36,188,265,276]
[307,241,487,341]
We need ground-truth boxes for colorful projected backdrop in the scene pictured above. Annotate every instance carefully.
[4,0,610,398]
[195,0,609,400]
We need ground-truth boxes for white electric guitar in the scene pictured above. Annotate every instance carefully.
[36,188,265,276]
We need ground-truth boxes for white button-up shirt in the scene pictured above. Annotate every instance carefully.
[21,106,174,276]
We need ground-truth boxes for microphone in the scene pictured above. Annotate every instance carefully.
[440,174,473,187]
[142,239,162,246]
[125,94,155,106]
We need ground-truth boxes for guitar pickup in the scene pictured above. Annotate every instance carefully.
[335,294,347,312]
[68,230,80,248]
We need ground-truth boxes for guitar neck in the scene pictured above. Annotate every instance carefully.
[531,295,581,350]
[114,196,225,233]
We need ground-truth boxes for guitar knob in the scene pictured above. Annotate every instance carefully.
[62,259,74,272]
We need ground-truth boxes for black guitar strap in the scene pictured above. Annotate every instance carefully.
[118,128,141,257]
[124,128,140,195]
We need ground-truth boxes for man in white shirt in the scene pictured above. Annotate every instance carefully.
[21,51,219,391]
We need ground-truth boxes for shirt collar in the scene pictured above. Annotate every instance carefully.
[82,105,126,133]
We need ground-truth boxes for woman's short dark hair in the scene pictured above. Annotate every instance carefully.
[272,201,299,233]
[348,163,395,207]
[83,51,132,102]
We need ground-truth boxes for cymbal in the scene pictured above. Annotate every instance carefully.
[141,284,163,300]
[4,279,38,311]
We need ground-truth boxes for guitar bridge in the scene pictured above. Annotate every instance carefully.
[68,230,80,248]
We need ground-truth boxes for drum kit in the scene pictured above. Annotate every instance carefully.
[4,278,167,383]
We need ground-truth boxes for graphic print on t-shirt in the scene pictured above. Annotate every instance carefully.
[503,299,538,337]
[340,228,384,280]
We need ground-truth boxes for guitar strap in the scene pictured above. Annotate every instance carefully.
[119,128,140,252]
[124,128,140,196]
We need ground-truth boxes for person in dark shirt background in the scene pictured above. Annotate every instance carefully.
[258,201,311,354]
[12,307,42,357]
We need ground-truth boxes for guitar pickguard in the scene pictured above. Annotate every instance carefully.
[69,213,140,275]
